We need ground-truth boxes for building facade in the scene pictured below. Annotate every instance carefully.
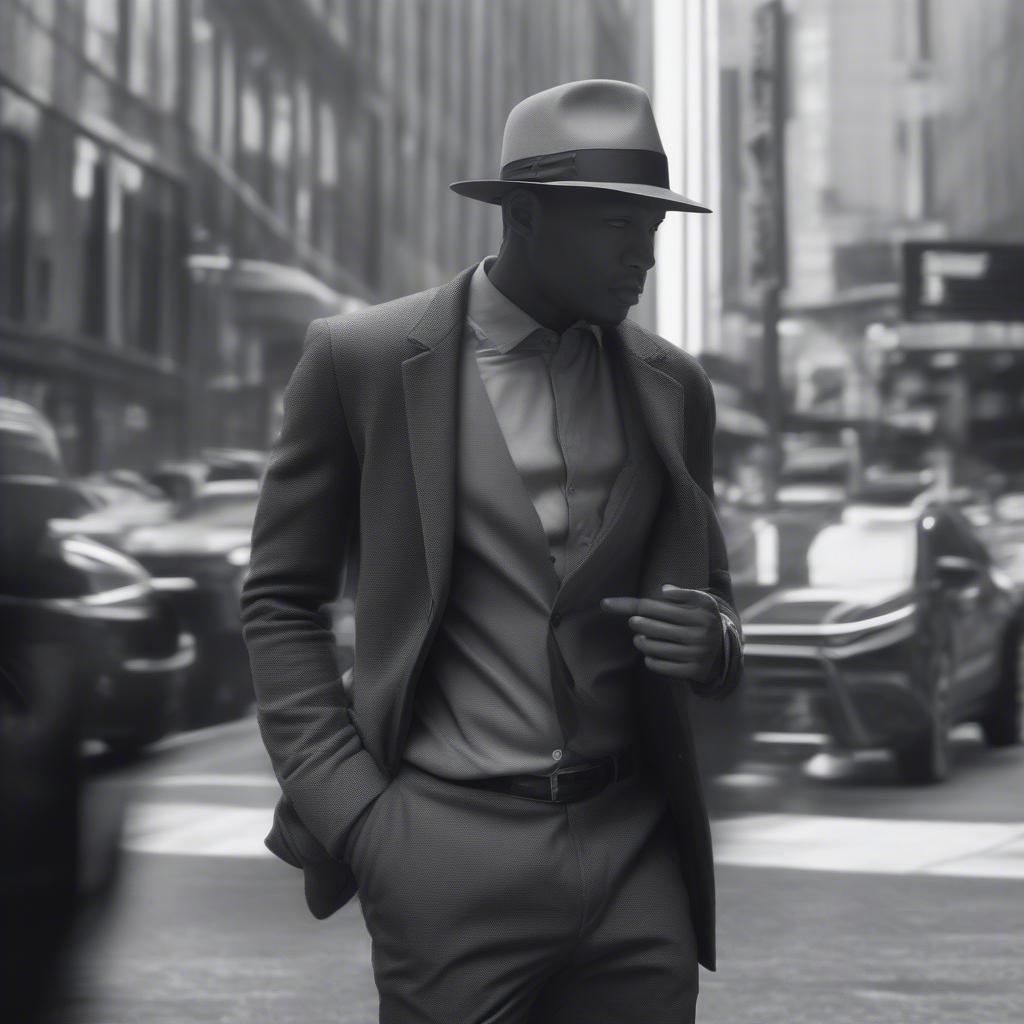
[0,0,654,469]
[0,0,189,473]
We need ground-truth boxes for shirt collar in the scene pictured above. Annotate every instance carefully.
[466,256,603,354]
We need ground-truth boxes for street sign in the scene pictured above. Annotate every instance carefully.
[901,242,1024,322]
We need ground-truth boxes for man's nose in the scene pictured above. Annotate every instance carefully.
[624,232,656,272]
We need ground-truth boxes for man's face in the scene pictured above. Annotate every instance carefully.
[526,188,666,326]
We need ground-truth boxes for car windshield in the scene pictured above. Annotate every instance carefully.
[739,514,919,590]
[805,520,918,588]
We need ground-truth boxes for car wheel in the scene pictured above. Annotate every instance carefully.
[895,647,953,784]
[979,618,1024,748]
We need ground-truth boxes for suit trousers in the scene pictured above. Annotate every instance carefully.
[342,756,699,1023]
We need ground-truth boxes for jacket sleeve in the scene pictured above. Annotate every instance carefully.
[684,364,744,700]
[240,318,390,859]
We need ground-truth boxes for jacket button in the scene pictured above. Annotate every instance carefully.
[551,612,562,627]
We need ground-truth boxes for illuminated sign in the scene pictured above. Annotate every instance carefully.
[902,242,1024,322]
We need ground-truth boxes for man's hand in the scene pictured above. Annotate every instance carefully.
[601,584,724,686]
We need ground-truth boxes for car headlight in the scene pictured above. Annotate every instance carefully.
[226,545,250,567]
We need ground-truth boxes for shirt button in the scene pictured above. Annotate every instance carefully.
[567,484,576,495]
[552,749,563,761]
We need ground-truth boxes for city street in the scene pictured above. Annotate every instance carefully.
[53,717,1024,1024]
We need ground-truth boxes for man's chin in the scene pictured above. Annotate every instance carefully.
[593,307,631,328]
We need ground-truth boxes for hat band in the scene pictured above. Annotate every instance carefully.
[500,148,669,189]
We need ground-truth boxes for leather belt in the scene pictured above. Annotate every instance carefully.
[454,750,636,804]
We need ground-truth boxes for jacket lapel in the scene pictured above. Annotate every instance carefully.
[402,265,476,608]
[612,319,697,498]
[402,281,698,615]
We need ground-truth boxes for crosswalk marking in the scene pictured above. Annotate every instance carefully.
[712,814,1024,879]
[122,799,1024,879]
[124,802,272,858]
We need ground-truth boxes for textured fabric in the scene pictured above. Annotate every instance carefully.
[342,759,698,1024]
[470,257,737,687]
[401,298,663,776]
[467,256,626,582]
[239,262,744,969]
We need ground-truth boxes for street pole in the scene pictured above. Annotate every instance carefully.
[761,280,783,509]
[749,0,787,509]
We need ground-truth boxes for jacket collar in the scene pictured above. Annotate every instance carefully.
[408,261,661,366]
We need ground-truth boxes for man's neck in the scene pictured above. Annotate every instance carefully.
[485,251,580,334]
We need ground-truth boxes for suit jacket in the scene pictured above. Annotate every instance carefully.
[240,263,744,971]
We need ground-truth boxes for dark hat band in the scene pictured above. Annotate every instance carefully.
[500,148,670,189]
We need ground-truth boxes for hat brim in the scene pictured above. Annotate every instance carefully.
[450,178,711,213]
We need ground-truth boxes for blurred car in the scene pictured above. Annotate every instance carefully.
[49,477,179,550]
[0,400,195,755]
[115,479,260,723]
[144,450,268,506]
[77,469,170,508]
[199,447,268,480]
[144,460,213,505]
[734,501,1023,783]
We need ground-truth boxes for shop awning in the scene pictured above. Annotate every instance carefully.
[187,255,368,326]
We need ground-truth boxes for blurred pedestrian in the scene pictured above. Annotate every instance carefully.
[241,78,743,1023]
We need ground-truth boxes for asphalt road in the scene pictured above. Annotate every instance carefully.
[46,717,1024,1024]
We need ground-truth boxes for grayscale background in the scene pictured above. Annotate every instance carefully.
[1,2,1022,1022]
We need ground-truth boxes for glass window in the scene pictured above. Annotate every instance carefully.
[83,0,121,78]
[0,89,36,322]
[315,98,339,257]
[294,78,313,241]
[115,160,181,364]
[218,36,236,164]
[128,0,157,99]
[72,136,108,338]
[155,0,180,112]
[117,157,156,355]
[26,0,57,97]
[239,51,268,197]
[269,67,293,223]
[190,1,217,148]
[30,114,66,325]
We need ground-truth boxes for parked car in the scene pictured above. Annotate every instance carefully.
[734,501,1023,783]
[0,401,195,754]
[199,447,268,481]
[49,477,179,550]
[144,460,213,505]
[113,479,260,723]
[143,450,268,507]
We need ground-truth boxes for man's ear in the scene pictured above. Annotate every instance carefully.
[502,187,540,242]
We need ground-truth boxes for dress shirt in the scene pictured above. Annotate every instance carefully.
[469,257,736,683]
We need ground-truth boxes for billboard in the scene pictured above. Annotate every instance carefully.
[901,242,1024,322]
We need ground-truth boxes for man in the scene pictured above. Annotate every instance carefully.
[241,79,743,1023]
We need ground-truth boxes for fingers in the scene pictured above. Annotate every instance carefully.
[601,596,711,625]
[660,585,720,614]
[632,634,706,663]
[626,616,707,642]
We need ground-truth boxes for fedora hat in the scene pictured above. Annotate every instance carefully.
[450,79,710,213]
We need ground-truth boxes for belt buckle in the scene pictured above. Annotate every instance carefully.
[548,762,591,802]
